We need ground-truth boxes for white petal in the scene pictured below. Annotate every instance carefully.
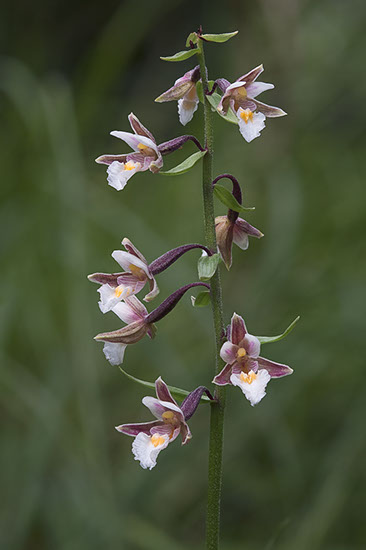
[142,397,183,420]
[226,81,247,92]
[98,284,123,313]
[237,109,266,143]
[102,342,127,366]
[243,334,261,358]
[106,161,140,191]
[111,250,148,275]
[112,301,141,324]
[132,432,170,470]
[110,131,157,154]
[246,81,274,98]
[233,230,249,250]
[178,98,199,126]
[230,369,270,406]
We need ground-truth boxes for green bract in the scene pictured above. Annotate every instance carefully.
[185,32,198,47]
[119,367,211,402]
[198,253,221,281]
[160,150,206,176]
[191,291,211,307]
[160,49,198,62]
[257,316,300,344]
[206,92,238,124]
[214,184,255,212]
[200,31,238,43]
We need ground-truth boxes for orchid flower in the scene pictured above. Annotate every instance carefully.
[94,295,156,366]
[94,282,210,366]
[88,238,158,312]
[215,215,263,269]
[213,313,293,406]
[116,377,192,470]
[96,113,163,190]
[217,64,286,142]
[155,66,200,126]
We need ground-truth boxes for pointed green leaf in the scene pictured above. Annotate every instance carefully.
[257,316,300,345]
[160,150,206,176]
[214,184,255,213]
[198,253,221,281]
[201,31,239,43]
[118,367,211,402]
[160,49,198,62]
[185,32,198,47]
[191,291,211,307]
[206,92,239,124]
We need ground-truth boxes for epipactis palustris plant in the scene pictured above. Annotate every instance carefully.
[88,27,299,550]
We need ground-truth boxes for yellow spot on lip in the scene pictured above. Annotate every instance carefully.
[237,348,247,358]
[124,160,136,171]
[240,371,257,385]
[114,285,124,298]
[240,109,254,124]
[151,434,165,447]
[129,263,146,281]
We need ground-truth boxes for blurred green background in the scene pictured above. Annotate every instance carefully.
[1,1,366,549]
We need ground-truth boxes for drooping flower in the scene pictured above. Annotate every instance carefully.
[217,64,286,142]
[155,66,201,126]
[116,377,192,470]
[94,295,156,366]
[96,113,163,190]
[215,215,263,269]
[88,238,158,311]
[213,313,293,406]
[94,282,210,366]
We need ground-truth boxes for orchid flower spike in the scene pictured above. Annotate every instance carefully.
[94,295,156,366]
[155,66,200,126]
[116,377,192,470]
[88,238,158,312]
[217,64,286,142]
[215,215,263,269]
[96,113,163,190]
[213,313,293,406]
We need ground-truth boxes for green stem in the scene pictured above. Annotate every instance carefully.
[197,37,226,550]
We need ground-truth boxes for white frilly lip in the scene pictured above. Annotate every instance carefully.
[132,432,170,470]
[237,108,266,143]
[106,161,141,191]
[230,369,271,406]
[102,342,127,366]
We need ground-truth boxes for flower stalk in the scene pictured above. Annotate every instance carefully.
[197,33,226,550]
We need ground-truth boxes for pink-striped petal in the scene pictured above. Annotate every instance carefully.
[180,422,192,445]
[112,250,149,276]
[95,154,128,165]
[155,377,178,406]
[257,357,293,378]
[243,334,261,358]
[116,420,162,436]
[237,64,264,84]
[252,99,287,118]
[220,341,238,364]
[246,81,274,98]
[128,112,156,142]
[110,131,158,154]
[122,237,149,264]
[213,363,233,386]
[229,313,247,344]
